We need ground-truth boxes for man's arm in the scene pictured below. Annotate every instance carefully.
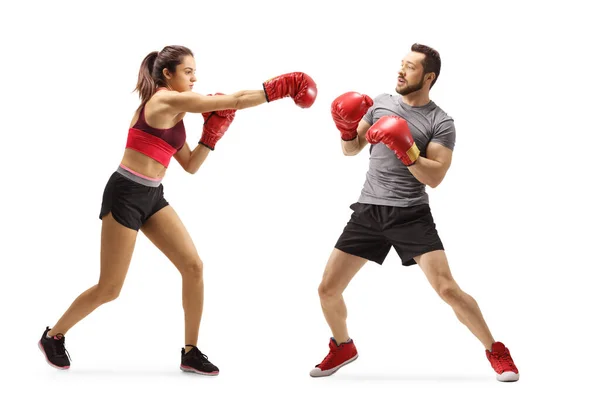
[341,119,372,156]
[407,142,453,188]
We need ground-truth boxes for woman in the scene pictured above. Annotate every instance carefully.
[38,45,317,375]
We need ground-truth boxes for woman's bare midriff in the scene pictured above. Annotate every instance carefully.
[120,149,169,179]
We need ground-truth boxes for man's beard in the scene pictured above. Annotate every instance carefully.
[396,73,425,96]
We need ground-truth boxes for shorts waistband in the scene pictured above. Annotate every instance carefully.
[116,164,162,187]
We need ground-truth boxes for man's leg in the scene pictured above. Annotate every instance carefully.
[318,249,368,344]
[386,204,519,382]
[414,250,494,348]
[310,249,366,377]
[415,250,519,382]
[311,203,390,377]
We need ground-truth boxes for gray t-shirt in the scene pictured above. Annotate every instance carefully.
[358,93,456,207]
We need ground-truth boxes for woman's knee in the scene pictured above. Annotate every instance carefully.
[179,258,204,280]
[94,282,123,303]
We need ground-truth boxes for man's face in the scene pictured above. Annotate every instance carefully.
[395,51,429,96]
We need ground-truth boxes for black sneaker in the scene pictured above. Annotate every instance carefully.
[38,326,71,370]
[180,345,219,375]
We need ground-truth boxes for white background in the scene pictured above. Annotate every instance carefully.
[1,0,598,399]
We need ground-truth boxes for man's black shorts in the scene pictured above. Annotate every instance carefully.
[334,202,444,266]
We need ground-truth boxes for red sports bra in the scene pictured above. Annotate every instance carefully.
[126,103,186,167]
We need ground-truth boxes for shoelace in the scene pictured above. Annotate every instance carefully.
[492,351,514,371]
[316,349,337,368]
[52,336,72,361]
[186,345,209,361]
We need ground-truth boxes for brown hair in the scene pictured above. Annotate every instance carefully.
[135,45,194,106]
[411,43,441,88]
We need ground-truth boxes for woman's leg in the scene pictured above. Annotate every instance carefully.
[141,205,204,347]
[141,205,218,375]
[48,213,138,335]
[39,213,138,369]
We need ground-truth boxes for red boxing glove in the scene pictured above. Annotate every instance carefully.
[331,92,373,141]
[263,72,317,108]
[366,115,420,166]
[199,110,235,150]
[206,93,236,118]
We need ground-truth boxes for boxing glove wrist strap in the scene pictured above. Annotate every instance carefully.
[341,131,358,141]
[262,83,270,102]
[198,140,215,151]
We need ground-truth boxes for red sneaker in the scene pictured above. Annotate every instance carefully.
[310,338,358,377]
[486,342,520,382]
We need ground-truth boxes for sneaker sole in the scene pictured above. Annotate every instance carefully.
[38,340,70,370]
[497,371,519,382]
[180,365,219,376]
[309,354,359,377]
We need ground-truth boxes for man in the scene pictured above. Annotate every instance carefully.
[310,43,519,382]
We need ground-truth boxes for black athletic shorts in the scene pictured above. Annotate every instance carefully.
[98,166,169,231]
[334,202,444,266]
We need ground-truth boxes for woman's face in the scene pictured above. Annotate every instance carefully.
[164,55,197,92]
